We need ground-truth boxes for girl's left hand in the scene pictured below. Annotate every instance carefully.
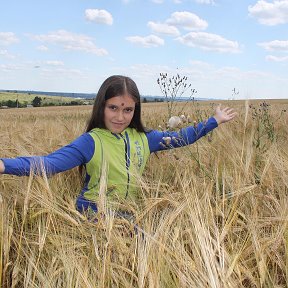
[213,104,237,125]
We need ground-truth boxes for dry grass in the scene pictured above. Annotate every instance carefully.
[1,100,288,287]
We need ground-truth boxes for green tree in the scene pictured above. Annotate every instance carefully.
[7,100,17,108]
[32,96,42,107]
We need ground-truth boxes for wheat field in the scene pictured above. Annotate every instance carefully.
[0,100,288,288]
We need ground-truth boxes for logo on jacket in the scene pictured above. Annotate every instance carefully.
[134,140,143,168]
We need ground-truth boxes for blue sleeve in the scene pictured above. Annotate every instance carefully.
[146,117,218,153]
[1,133,95,176]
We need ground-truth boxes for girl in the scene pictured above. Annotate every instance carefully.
[0,75,237,214]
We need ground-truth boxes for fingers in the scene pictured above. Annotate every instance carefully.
[216,104,237,122]
[220,106,236,116]
[229,111,238,119]
[226,108,236,116]
[222,106,234,113]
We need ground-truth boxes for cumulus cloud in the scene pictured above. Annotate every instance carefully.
[266,55,288,61]
[147,21,180,36]
[248,0,288,25]
[176,32,241,53]
[0,32,19,46]
[258,40,288,52]
[30,30,108,56]
[166,11,208,31]
[85,9,113,25]
[126,34,164,47]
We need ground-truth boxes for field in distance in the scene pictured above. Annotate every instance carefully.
[0,91,94,106]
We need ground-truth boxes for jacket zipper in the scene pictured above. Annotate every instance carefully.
[120,133,130,198]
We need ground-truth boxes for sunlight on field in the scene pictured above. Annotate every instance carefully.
[0,100,288,287]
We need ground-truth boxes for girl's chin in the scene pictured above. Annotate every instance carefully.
[110,125,127,133]
[111,129,124,134]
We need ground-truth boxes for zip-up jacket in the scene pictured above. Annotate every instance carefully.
[84,128,150,202]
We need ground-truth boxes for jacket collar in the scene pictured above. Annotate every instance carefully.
[91,127,132,139]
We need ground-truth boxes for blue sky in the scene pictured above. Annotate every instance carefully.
[1,0,288,100]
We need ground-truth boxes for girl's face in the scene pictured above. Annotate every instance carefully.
[104,94,136,133]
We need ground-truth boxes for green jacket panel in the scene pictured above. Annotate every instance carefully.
[83,128,149,201]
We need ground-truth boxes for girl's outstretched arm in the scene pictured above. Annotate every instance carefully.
[213,104,237,125]
[147,104,237,153]
[0,133,94,176]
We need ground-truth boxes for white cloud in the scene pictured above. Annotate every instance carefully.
[114,63,286,100]
[0,49,15,59]
[147,21,180,36]
[258,40,288,52]
[126,34,164,47]
[248,0,288,26]
[31,30,108,56]
[0,32,19,46]
[266,55,288,61]
[36,45,49,51]
[0,64,23,72]
[85,9,113,25]
[189,59,213,69]
[176,32,241,53]
[151,0,165,3]
[166,11,208,31]
[41,67,85,79]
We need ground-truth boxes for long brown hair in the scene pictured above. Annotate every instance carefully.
[86,75,146,133]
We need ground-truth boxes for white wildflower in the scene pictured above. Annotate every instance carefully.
[180,114,186,123]
[168,116,182,129]
[162,136,172,145]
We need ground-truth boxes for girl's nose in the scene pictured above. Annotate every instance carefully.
[116,111,124,121]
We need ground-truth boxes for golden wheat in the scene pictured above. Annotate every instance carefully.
[0,100,288,287]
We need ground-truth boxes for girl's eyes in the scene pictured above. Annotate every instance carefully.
[107,105,134,113]
[108,105,117,110]
[124,108,134,113]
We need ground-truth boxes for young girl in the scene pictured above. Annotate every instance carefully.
[0,75,237,214]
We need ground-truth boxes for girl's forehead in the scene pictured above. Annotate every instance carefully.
[106,94,136,106]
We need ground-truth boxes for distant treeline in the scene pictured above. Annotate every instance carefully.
[0,89,96,99]
[0,97,91,108]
